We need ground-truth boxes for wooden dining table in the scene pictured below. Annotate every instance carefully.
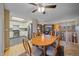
[32,35,58,55]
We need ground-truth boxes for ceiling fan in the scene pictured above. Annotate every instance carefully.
[29,3,56,14]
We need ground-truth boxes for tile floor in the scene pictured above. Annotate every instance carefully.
[10,36,27,47]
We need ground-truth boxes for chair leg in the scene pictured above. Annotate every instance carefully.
[42,46,47,56]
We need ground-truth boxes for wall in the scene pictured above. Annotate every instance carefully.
[4,9,10,51]
[0,4,4,55]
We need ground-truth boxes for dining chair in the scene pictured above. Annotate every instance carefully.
[51,32,55,36]
[23,39,43,56]
[32,33,37,38]
[37,32,42,36]
[46,40,58,56]
[77,32,79,43]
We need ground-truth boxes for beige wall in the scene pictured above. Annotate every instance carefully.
[4,9,10,51]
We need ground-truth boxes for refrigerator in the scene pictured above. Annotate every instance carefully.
[27,23,33,40]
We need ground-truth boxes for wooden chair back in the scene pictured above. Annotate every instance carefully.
[22,39,31,56]
[32,33,37,38]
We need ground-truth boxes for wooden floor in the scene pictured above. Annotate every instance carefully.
[4,43,25,56]
[4,41,79,56]
[64,43,79,56]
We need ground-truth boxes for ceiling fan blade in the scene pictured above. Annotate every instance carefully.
[32,9,37,13]
[45,5,56,8]
[29,3,37,6]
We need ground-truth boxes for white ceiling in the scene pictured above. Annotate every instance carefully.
[5,3,79,24]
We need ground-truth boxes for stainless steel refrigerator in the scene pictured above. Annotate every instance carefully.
[27,23,33,40]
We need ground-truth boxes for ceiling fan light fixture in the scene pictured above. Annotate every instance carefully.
[29,3,56,14]
[38,7,45,13]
